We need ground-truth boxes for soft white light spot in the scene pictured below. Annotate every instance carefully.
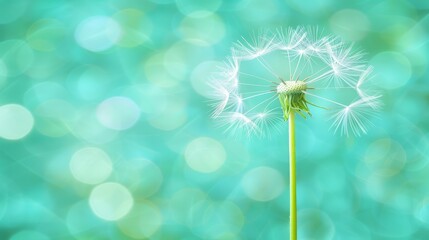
[241,166,285,201]
[70,147,112,185]
[148,98,187,131]
[185,137,226,173]
[70,109,118,144]
[96,97,140,130]
[113,9,152,48]
[143,52,181,88]
[89,182,134,221]
[330,9,370,41]
[75,16,122,52]
[0,104,34,140]
[118,202,163,239]
[370,51,411,89]
[190,61,222,97]
[179,13,225,46]
[176,0,222,16]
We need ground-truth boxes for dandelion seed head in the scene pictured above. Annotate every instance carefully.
[208,26,381,137]
[276,81,307,94]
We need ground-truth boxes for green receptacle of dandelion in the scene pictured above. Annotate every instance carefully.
[208,27,381,239]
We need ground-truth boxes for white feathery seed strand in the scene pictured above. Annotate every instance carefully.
[330,95,381,136]
[208,27,381,137]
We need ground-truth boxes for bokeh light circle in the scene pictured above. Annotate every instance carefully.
[74,66,112,101]
[176,0,222,16]
[288,0,334,16]
[370,51,411,89]
[0,104,34,140]
[169,187,243,239]
[116,158,163,198]
[189,200,244,239]
[26,18,66,51]
[70,147,112,185]
[299,209,335,240]
[185,137,226,173]
[179,12,225,46]
[96,96,140,130]
[364,138,406,177]
[0,39,34,76]
[164,44,191,82]
[237,0,280,23]
[169,188,208,223]
[148,98,187,131]
[124,84,168,115]
[23,81,69,109]
[118,202,163,239]
[241,166,285,201]
[335,218,371,240]
[113,9,152,48]
[329,9,370,41]
[25,50,65,79]
[144,52,181,88]
[75,16,122,52]
[191,60,222,97]
[89,182,134,221]
[70,108,119,144]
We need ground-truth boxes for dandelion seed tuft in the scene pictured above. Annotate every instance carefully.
[207,27,381,137]
[276,80,311,121]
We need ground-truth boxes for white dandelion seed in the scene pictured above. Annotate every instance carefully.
[207,27,381,137]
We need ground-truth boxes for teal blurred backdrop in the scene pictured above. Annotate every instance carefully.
[0,0,428,239]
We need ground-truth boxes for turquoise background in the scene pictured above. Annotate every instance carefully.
[0,0,428,239]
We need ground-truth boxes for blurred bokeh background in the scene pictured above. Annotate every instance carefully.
[0,0,428,239]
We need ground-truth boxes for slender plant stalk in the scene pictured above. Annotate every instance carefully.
[289,111,297,240]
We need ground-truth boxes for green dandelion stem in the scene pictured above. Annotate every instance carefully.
[289,111,297,240]
[277,80,321,239]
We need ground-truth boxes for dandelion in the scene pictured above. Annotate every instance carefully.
[207,27,381,240]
